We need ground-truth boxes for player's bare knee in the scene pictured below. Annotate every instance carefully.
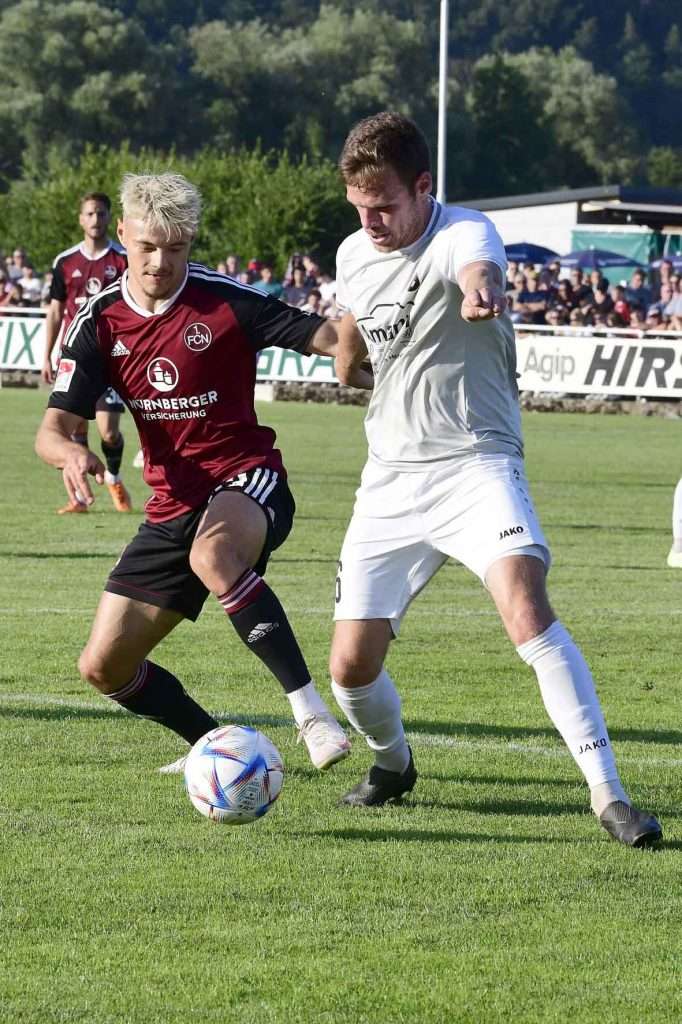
[189,539,245,594]
[78,647,112,692]
[504,605,554,648]
[330,648,382,687]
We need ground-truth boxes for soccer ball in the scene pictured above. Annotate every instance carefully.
[184,725,284,824]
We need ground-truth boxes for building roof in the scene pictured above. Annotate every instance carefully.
[456,185,682,231]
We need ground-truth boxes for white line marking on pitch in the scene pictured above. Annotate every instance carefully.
[1,694,680,768]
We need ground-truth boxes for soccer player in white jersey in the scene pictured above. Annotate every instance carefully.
[329,112,661,847]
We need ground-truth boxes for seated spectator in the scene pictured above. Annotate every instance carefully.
[625,269,652,313]
[0,267,10,295]
[629,309,647,332]
[651,284,674,317]
[645,307,665,332]
[254,264,284,299]
[283,265,309,307]
[236,270,251,287]
[568,308,588,329]
[610,285,631,324]
[283,252,306,286]
[553,279,575,310]
[569,267,592,305]
[301,289,323,314]
[215,261,228,274]
[592,311,608,328]
[17,264,42,306]
[0,281,26,310]
[546,306,569,327]
[512,272,550,324]
[592,283,614,317]
[605,311,627,328]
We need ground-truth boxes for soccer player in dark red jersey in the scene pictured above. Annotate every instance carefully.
[35,172,352,773]
[41,191,132,514]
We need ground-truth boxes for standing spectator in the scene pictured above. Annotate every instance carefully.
[225,254,240,280]
[254,264,284,299]
[17,264,43,306]
[654,258,674,300]
[283,265,309,307]
[625,269,652,313]
[318,271,337,312]
[246,259,263,283]
[588,269,608,294]
[663,279,682,328]
[7,247,28,283]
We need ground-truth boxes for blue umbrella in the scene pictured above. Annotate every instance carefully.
[552,248,644,270]
[649,255,682,271]
[504,242,558,263]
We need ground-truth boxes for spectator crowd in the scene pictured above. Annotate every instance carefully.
[3,242,682,333]
[507,257,682,333]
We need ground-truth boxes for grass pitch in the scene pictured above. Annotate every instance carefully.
[1,389,681,1024]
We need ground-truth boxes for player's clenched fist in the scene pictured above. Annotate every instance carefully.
[460,287,507,322]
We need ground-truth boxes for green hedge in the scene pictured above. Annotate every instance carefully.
[0,144,356,275]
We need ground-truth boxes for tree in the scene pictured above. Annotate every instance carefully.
[647,148,682,190]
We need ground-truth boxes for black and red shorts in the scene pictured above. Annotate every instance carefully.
[105,466,295,620]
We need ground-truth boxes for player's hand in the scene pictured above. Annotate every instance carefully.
[460,288,507,322]
[41,361,55,385]
[62,448,105,507]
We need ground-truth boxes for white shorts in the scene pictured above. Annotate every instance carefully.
[334,453,550,633]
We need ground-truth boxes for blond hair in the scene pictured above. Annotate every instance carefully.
[119,173,202,240]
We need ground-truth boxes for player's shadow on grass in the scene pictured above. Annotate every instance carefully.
[550,522,669,534]
[0,705,120,722]
[305,827,573,845]
[415,797,582,817]
[405,718,682,747]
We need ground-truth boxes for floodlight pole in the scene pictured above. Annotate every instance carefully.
[436,0,449,205]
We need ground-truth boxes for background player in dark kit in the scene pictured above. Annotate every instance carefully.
[41,191,132,514]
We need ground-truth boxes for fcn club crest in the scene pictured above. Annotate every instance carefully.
[184,322,212,352]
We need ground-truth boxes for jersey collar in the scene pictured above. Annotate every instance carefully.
[120,266,189,318]
[78,239,115,262]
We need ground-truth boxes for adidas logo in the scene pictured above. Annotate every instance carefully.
[247,622,279,644]
[111,339,130,357]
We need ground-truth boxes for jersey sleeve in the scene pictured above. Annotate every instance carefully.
[47,312,109,420]
[49,260,67,303]
[438,212,507,282]
[232,289,326,353]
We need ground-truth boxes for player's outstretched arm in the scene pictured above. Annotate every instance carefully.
[458,261,507,322]
[35,408,105,507]
[332,313,374,391]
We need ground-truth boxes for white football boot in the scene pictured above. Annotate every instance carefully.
[297,712,351,770]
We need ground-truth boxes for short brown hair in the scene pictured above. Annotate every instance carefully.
[339,111,431,192]
[79,191,111,211]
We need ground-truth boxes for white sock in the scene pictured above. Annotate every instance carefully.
[104,470,121,485]
[331,670,410,773]
[287,680,328,727]
[516,621,628,815]
[673,477,682,551]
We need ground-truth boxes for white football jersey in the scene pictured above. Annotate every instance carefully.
[336,200,523,469]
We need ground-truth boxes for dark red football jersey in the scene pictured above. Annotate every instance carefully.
[50,241,128,332]
[48,263,325,522]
